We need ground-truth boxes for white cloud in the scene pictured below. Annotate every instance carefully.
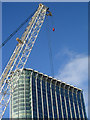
[55,51,88,117]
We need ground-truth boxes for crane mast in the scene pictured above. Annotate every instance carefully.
[0,3,51,119]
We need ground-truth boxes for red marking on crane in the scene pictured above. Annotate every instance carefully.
[53,28,55,31]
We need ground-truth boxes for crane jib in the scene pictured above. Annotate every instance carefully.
[0,3,51,119]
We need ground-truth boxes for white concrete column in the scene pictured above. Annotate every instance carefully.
[24,70,26,117]
[35,73,39,118]
[63,85,68,119]
[45,77,50,118]
[80,92,85,118]
[30,72,33,118]
[72,88,77,118]
[50,80,54,119]
[68,87,73,118]
[59,83,64,119]
[10,76,13,118]
[76,90,81,119]
[40,75,44,118]
[54,82,59,119]
[18,72,19,118]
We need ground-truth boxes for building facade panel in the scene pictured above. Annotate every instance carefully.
[61,87,67,118]
[69,90,76,118]
[11,70,32,118]
[51,83,58,118]
[11,68,87,119]
[81,92,87,119]
[37,77,43,118]
[77,91,83,118]
[56,85,62,119]
[65,88,71,118]
[42,79,48,118]
[32,73,37,118]
[47,81,53,118]
[73,91,79,119]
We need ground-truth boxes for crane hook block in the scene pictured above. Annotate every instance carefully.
[53,28,55,31]
[16,38,23,44]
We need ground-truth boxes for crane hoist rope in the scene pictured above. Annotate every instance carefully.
[0,3,52,119]
[46,16,54,78]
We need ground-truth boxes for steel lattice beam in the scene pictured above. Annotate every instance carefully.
[0,3,50,119]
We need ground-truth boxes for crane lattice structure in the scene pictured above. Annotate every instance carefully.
[0,3,52,119]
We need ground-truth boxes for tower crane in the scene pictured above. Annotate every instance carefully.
[0,3,52,119]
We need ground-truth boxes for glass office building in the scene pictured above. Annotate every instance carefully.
[10,68,87,119]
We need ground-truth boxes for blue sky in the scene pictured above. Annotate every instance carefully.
[1,2,88,118]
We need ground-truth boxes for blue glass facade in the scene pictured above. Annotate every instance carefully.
[32,73,37,118]
[69,90,75,118]
[42,79,48,118]
[37,78,43,118]
[11,69,32,118]
[77,91,83,118]
[61,87,67,118]
[56,86,62,119]
[11,69,87,119]
[47,82,53,118]
[65,88,71,119]
[81,92,87,119]
[73,92,79,119]
[51,84,58,118]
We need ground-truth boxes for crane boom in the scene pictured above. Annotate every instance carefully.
[0,3,51,119]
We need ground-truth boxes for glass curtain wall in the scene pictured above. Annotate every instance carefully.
[10,70,32,118]
[10,69,87,119]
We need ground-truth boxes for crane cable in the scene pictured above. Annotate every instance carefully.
[0,11,35,49]
[46,15,54,78]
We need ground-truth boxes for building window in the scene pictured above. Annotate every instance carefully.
[81,92,87,119]
[61,87,67,118]
[56,86,62,119]
[51,84,57,118]
[37,78,43,118]
[47,82,53,118]
[77,91,83,118]
[42,80,48,118]
[73,92,79,119]
[69,90,75,118]
[65,89,71,118]
[32,76,37,118]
